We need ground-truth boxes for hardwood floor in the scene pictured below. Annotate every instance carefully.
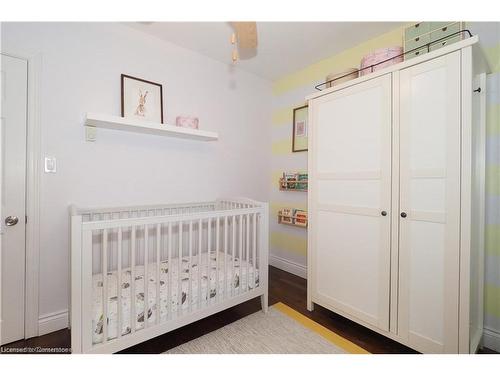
[1,266,496,354]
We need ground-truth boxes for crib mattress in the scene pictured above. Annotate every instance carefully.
[92,252,259,344]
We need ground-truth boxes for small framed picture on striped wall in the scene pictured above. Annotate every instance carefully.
[292,105,308,152]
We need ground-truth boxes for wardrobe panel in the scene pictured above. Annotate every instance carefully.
[317,180,381,208]
[316,85,383,174]
[309,74,392,332]
[409,221,445,344]
[408,67,448,171]
[316,211,381,324]
[409,179,446,212]
[398,51,461,353]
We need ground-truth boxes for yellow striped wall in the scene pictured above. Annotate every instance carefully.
[272,27,405,96]
[471,21,500,342]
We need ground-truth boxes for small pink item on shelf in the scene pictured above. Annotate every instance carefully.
[360,46,403,76]
[175,116,199,129]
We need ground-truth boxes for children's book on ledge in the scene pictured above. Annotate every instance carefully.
[279,171,308,191]
[278,207,308,228]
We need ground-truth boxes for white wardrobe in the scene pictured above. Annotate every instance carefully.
[306,37,488,354]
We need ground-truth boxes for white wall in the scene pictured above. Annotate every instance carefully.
[1,22,272,327]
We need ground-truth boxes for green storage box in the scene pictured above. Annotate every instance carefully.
[404,22,464,60]
[405,46,428,60]
[404,22,431,40]
[430,22,462,42]
[405,34,431,51]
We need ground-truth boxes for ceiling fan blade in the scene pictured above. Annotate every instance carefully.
[230,22,258,49]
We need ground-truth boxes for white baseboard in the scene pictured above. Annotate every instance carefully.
[38,309,69,336]
[483,328,500,352]
[269,255,307,279]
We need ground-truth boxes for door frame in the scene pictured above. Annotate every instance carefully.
[0,50,42,341]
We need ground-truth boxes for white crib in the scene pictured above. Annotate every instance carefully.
[70,198,269,354]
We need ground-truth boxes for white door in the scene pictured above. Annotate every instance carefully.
[398,51,461,353]
[309,74,392,331]
[1,54,28,345]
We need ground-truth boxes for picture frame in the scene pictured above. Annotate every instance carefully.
[121,74,164,124]
[292,105,308,152]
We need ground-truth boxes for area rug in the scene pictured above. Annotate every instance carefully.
[164,302,369,354]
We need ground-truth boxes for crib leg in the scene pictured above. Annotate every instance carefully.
[260,292,268,313]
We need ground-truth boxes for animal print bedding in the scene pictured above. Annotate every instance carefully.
[92,252,259,344]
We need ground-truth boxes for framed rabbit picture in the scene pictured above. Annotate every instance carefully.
[121,74,164,123]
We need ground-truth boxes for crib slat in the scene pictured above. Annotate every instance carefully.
[238,214,243,294]
[178,221,183,315]
[102,229,108,343]
[207,218,211,304]
[245,213,250,292]
[188,220,193,312]
[144,225,149,328]
[168,222,173,319]
[79,229,94,352]
[223,216,228,299]
[198,219,202,309]
[252,214,257,289]
[131,226,136,333]
[215,217,220,302]
[108,214,113,276]
[156,223,161,324]
[117,227,123,338]
[231,216,236,297]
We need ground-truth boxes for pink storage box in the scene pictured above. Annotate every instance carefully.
[175,116,199,129]
[360,46,403,76]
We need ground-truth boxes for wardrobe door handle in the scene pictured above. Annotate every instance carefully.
[400,212,407,218]
[381,211,387,216]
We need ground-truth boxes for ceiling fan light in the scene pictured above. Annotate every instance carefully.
[230,22,258,49]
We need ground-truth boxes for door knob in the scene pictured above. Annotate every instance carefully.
[5,216,19,226]
[381,211,387,216]
[400,212,407,218]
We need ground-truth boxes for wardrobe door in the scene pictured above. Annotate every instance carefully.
[398,51,461,353]
[309,74,392,331]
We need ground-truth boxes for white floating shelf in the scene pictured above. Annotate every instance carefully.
[84,113,218,141]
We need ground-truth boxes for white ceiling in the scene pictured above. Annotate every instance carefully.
[127,22,404,81]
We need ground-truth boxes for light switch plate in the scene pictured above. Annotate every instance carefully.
[85,126,97,142]
[44,157,57,173]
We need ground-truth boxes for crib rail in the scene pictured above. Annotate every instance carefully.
[71,198,261,221]
[70,198,268,353]
[71,201,217,223]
